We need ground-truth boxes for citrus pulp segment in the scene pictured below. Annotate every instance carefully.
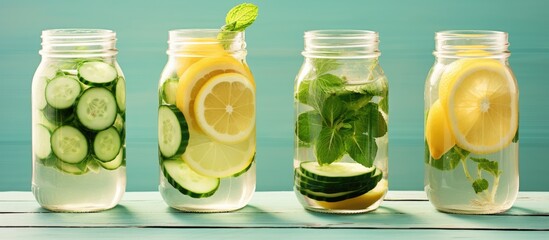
[438,59,518,154]
[175,56,251,130]
[183,131,255,178]
[425,100,456,159]
[194,72,255,143]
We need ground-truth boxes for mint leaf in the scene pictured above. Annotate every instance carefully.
[312,58,341,76]
[315,127,346,165]
[223,3,258,32]
[337,92,372,111]
[320,96,347,127]
[361,103,387,138]
[295,80,312,104]
[471,157,500,177]
[345,124,377,168]
[426,145,467,171]
[472,178,489,193]
[314,74,346,95]
[379,92,389,113]
[360,77,388,96]
[296,111,322,144]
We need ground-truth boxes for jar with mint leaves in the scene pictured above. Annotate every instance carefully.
[293,30,389,213]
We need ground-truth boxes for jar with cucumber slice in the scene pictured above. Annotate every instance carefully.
[157,3,258,212]
[31,29,126,212]
[293,30,389,213]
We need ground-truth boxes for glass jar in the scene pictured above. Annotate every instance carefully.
[293,30,389,214]
[158,29,256,212]
[424,30,519,214]
[31,29,126,212]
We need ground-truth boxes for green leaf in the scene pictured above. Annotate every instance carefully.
[315,127,346,165]
[296,111,322,144]
[337,92,373,111]
[223,3,258,32]
[312,58,341,76]
[472,178,489,193]
[426,145,467,171]
[471,157,500,177]
[345,127,377,168]
[314,74,346,95]
[320,95,347,127]
[295,80,312,104]
[362,103,387,138]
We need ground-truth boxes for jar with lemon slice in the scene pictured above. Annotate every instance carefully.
[157,29,255,212]
[294,30,389,214]
[424,30,519,214]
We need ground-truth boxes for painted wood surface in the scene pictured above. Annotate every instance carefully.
[0,191,547,239]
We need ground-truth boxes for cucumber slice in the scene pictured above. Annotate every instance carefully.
[87,158,102,173]
[42,104,75,125]
[300,161,376,182]
[78,61,118,87]
[162,159,220,198]
[158,105,189,158]
[295,168,374,193]
[51,125,89,164]
[76,87,117,131]
[115,76,126,112]
[296,184,375,202]
[99,148,125,170]
[34,77,48,110]
[161,78,178,105]
[45,76,81,109]
[33,124,52,160]
[93,127,121,162]
[232,155,255,178]
[56,158,89,175]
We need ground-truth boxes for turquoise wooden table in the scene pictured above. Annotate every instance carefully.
[1,191,547,239]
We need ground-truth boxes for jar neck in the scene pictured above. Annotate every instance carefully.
[39,29,117,58]
[167,29,246,58]
[434,30,510,59]
[302,30,380,59]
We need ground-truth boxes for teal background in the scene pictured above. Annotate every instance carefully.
[1,0,548,191]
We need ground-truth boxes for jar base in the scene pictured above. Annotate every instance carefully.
[433,205,511,215]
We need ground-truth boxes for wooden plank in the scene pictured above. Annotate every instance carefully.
[0,228,547,240]
[0,192,548,230]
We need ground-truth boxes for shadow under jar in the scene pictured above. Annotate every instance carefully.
[293,30,389,214]
[31,29,126,212]
[157,29,256,212]
[424,30,519,214]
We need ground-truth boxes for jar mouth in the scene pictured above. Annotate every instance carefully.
[42,29,116,39]
[303,29,380,59]
[434,30,509,58]
[167,29,246,57]
[305,30,378,40]
[40,29,117,58]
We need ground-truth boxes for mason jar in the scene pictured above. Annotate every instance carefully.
[158,29,256,212]
[424,30,519,214]
[293,30,389,214]
[31,29,126,212]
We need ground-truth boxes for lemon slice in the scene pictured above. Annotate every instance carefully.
[175,56,251,130]
[183,131,255,178]
[438,59,518,154]
[194,72,255,143]
[175,38,227,77]
[316,179,387,210]
[425,100,456,159]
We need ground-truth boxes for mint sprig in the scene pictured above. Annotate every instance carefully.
[295,59,387,167]
[221,3,258,32]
